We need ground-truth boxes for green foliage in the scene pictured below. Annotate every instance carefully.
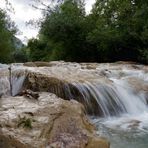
[17,116,34,129]
[39,0,88,62]
[13,47,29,62]
[27,0,148,64]
[88,0,148,63]
[25,1,90,62]
[139,49,148,63]
[27,38,49,61]
[0,9,16,63]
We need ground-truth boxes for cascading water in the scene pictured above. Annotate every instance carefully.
[10,65,27,96]
[89,68,148,148]
[71,81,148,117]
[0,64,28,97]
[53,63,148,148]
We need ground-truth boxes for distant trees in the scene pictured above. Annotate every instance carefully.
[18,0,148,64]
[0,6,29,63]
[28,0,89,62]
[0,9,16,63]
[88,0,148,63]
[1,0,148,63]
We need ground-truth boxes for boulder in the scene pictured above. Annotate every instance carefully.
[0,93,109,148]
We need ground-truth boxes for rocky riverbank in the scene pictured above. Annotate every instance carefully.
[0,93,109,148]
[0,61,148,148]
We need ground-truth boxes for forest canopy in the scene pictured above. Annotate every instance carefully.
[28,0,148,64]
[0,0,148,64]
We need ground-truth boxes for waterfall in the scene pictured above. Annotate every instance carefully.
[0,62,147,118]
[61,80,148,117]
[11,65,27,96]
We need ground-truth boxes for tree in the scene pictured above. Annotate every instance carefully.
[38,0,93,62]
[28,0,148,63]
[0,8,16,63]
[88,0,148,63]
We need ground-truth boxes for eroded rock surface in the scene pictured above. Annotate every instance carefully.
[0,93,109,148]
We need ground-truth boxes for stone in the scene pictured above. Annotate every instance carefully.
[24,61,65,67]
[127,77,148,92]
[0,67,10,97]
[0,93,109,148]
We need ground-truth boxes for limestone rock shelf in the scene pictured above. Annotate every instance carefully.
[0,93,109,148]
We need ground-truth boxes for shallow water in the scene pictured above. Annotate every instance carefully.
[92,113,148,148]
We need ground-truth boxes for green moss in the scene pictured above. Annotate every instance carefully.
[17,116,35,129]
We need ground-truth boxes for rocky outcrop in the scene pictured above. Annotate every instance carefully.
[7,61,148,116]
[0,93,109,148]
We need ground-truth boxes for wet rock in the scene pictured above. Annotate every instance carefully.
[23,72,72,100]
[80,63,98,70]
[115,61,137,64]
[0,93,109,148]
[24,62,52,67]
[0,67,10,97]
[22,72,112,115]
[23,62,36,67]
[100,69,112,77]
[19,89,39,100]
[127,77,148,92]
[127,120,141,129]
[24,61,65,67]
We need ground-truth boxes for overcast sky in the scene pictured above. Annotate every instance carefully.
[0,0,95,44]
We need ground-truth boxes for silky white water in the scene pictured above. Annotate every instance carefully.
[11,65,27,96]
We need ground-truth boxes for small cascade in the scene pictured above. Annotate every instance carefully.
[0,65,11,97]
[0,64,27,97]
[60,81,148,116]
[0,62,147,118]
[11,65,27,96]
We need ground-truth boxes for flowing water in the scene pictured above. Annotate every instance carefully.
[89,67,148,148]
[0,62,148,147]
[11,65,27,96]
[91,114,148,148]
[72,75,148,147]
[53,63,148,148]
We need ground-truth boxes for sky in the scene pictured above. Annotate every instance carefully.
[0,0,95,44]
